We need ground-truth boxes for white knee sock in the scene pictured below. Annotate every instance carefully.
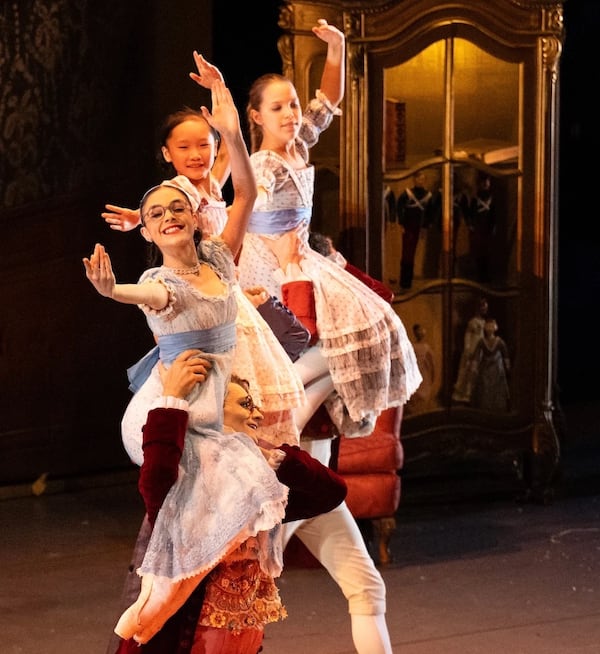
[350,613,393,654]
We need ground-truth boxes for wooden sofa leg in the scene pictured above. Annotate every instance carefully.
[373,516,396,565]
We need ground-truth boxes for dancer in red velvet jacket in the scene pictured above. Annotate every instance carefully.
[112,349,347,654]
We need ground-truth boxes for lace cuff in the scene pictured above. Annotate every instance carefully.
[153,396,190,411]
[265,448,286,470]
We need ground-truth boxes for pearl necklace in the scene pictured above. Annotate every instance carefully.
[165,262,201,276]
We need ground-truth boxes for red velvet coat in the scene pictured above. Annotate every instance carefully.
[114,407,346,654]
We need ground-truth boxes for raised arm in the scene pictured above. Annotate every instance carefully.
[189,52,231,186]
[313,19,345,108]
[211,136,231,189]
[83,243,168,310]
[199,78,256,257]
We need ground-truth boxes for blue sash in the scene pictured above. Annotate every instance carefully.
[127,321,236,393]
[247,207,311,234]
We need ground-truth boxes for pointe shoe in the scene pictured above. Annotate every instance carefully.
[115,573,202,645]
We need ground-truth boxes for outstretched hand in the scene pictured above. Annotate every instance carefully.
[199,79,240,140]
[189,52,224,90]
[312,18,344,45]
[83,243,116,297]
[101,204,141,232]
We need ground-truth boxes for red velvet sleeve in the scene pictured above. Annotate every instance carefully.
[138,408,188,527]
[276,444,347,522]
[281,280,319,345]
[344,262,395,303]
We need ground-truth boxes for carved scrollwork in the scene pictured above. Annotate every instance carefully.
[278,3,294,31]
[546,6,564,33]
[542,35,562,79]
[277,34,294,80]
[509,0,562,9]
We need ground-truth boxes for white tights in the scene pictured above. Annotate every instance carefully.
[284,438,393,654]
[292,345,334,432]
[290,347,394,653]
[351,614,393,654]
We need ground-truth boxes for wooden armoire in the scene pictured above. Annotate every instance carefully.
[277,0,564,500]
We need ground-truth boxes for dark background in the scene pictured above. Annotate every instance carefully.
[554,0,600,404]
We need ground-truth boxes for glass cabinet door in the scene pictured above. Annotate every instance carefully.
[383,37,521,418]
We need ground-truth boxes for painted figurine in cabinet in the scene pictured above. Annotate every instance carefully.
[470,317,510,413]
[466,173,496,283]
[405,323,436,415]
[452,296,489,404]
[396,170,437,290]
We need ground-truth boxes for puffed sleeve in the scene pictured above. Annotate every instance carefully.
[198,236,237,284]
[136,271,177,318]
[250,151,280,203]
[299,90,343,149]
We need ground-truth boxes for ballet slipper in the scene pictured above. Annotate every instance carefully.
[114,571,155,640]
[115,572,203,645]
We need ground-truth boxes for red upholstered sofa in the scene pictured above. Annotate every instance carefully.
[333,406,403,565]
[284,405,404,567]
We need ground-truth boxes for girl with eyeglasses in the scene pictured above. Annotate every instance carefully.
[99,56,306,452]
[83,80,290,647]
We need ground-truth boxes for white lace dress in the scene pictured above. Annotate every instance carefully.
[121,238,288,585]
[237,95,422,436]
[164,175,305,446]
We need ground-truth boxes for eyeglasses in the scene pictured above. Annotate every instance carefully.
[239,395,257,413]
[142,199,191,223]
